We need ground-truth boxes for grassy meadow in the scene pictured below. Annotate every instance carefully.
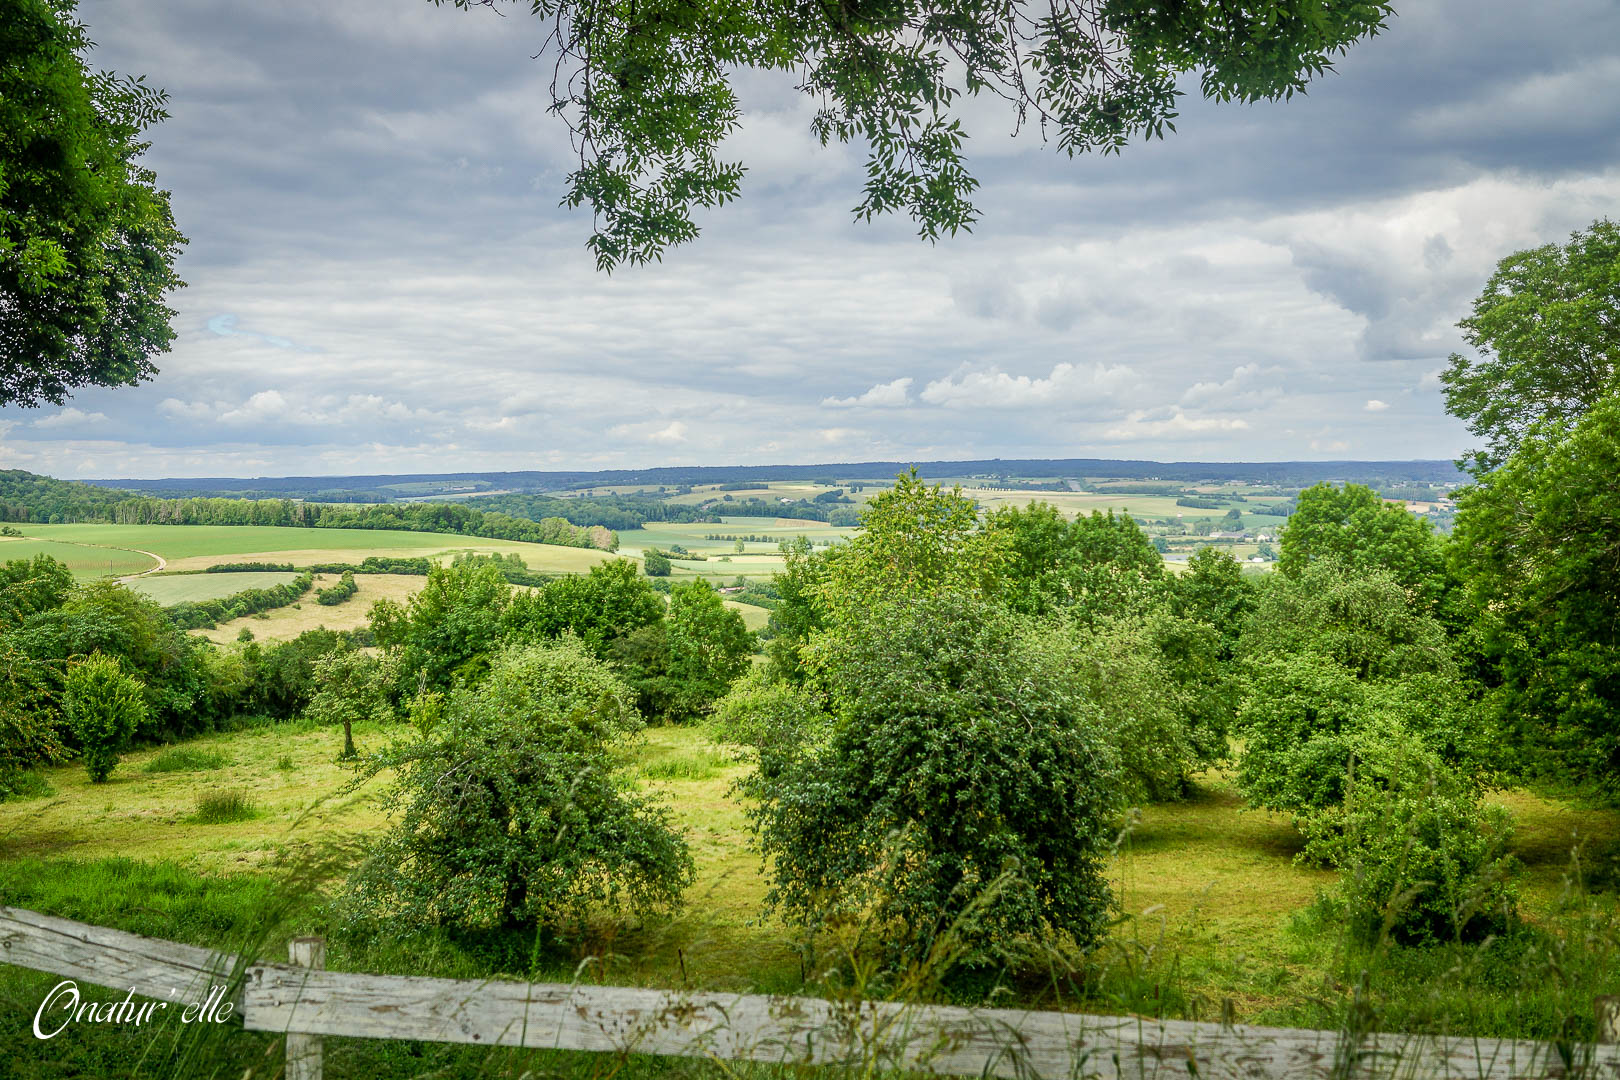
[0,534,160,579]
[14,523,619,573]
[3,721,1615,1030]
[127,571,304,605]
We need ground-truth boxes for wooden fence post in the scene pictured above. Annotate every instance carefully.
[286,937,326,1080]
[1597,996,1620,1045]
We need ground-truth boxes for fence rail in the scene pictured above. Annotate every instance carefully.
[3,906,1618,1080]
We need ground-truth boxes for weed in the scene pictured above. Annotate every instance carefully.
[191,789,257,824]
[143,747,230,773]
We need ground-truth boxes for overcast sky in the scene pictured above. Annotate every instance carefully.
[3,0,1618,479]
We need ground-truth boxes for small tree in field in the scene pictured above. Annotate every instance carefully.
[345,638,693,938]
[746,591,1120,972]
[64,653,145,782]
[308,649,393,759]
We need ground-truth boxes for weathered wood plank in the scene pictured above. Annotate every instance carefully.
[3,907,1617,1080]
[243,965,1620,1080]
[285,938,326,1080]
[0,906,238,1000]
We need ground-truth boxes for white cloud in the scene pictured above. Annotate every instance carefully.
[217,390,293,426]
[920,363,1137,409]
[1365,399,1390,411]
[1103,409,1252,440]
[822,377,913,409]
[32,408,108,428]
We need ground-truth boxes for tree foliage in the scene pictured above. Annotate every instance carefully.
[438,0,1392,269]
[1278,483,1447,611]
[1449,392,1620,789]
[1442,220,1620,472]
[62,652,144,782]
[345,639,693,936]
[1,0,186,406]
[664,578,753,717]
[371,559,511,692]
[746,591,1119,970]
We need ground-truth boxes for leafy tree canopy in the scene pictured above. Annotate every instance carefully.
[1449,392,1620,789]
[1279,482,1447,611]
[746,591,1120,971]
[1,0,185,406]
[439,0,1392,269]
[1442,220,1620,473]
[345,638,692,936]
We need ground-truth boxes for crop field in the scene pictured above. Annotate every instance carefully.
[1,723,1614,1019]
[10,524,617,574]
[126,571,303,605]
[0,534,159,579]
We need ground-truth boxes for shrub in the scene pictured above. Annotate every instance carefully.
[1299,732,1519,945]
[144,747,230,773]
[1048,612,1226,803]
[343,639,693,937]
[747,592,1121,972]
[315,570,358,605]
[709,669,828,780]
[191,789,256,824]
[63,653,146,782]
[643,548,672,576]
[1235,653,1473,816]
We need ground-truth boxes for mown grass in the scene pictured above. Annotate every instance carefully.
[0,723,1617,1068]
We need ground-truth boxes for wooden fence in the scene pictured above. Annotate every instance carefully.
[3,906,1618,1080]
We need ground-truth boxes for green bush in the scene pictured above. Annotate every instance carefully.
[1236,654,1473,816]
[643,548,672,576]
[63,653,145,782]
[315,569,358,605]
[1299,732,1519,945]
[343,639,693,937]
[746,592,1121,972]
[709,668,828,779]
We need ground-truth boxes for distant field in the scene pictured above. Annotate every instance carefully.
[0,535,158,579]
[724,600,771,632]
[196,572,428,644]
[13,525,617,575]
[129,572,301,605]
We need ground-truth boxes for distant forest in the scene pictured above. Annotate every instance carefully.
[2,457,1462,541]
[83,457,1465,501]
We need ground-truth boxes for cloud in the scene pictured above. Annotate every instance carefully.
[1103,409,1252,440]
[822,377,913,408]
[2,0,1614,475]
[217,390,292,425]
[920,363,1137,409]
[32,408,108,428]
[1365,399,1391,411]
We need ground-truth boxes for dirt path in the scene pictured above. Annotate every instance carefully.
[116,549,167,582]
[11,534,168,581]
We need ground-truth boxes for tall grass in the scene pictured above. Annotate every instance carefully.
[190,789,256,823]
[143,747,231,773]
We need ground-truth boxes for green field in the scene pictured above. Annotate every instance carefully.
[11,524,617,574]
[0,535,159,579]
[126,572,303,605]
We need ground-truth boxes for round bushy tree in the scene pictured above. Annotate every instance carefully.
[1299,730,1518,945]
[747,591,1120,971]
[666,579,752,717]
[345,638,692,937]
[63,653,145,782]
